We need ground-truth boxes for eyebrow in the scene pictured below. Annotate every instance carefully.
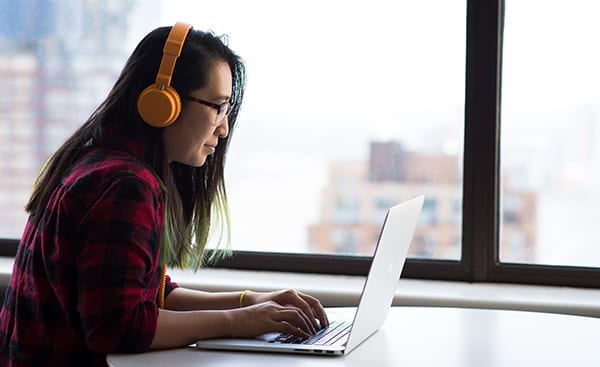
[212,94,231,102]
[187,92,231,104]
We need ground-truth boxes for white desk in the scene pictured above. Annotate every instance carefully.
[107,306,600,367]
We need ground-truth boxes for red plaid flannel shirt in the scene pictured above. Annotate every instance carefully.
[0,143,177,366]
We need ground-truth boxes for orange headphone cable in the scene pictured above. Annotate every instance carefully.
[158,264,167,309]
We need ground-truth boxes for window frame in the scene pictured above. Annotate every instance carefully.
[2,0,599,289]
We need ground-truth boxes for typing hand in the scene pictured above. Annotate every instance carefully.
[242,289,329,332]
[229,301,316,338]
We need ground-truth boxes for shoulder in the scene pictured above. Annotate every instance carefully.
[62,148,163,199]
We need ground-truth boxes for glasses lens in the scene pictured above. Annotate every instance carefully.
[217,102,231,123]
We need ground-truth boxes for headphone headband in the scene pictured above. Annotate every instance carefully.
[156,22,192,88]
[137,22,193,128]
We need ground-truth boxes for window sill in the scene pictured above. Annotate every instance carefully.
[168,265,600,318]
[1,256,598,318]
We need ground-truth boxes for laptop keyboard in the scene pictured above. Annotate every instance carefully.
[268,320,352,346]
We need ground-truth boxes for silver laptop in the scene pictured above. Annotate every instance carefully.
[195,195,424,356]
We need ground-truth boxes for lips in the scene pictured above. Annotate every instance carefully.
[205,145,217,154]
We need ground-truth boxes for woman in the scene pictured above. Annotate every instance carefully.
[0,22,328,366]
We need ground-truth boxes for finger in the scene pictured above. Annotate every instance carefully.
[278,321,312,339]
[286,295,320,331]
[289,307,317,335]
[298,293,329,328]
[276,307,316,335]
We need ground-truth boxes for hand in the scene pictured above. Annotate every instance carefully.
[243,289,329,332]
[229,301,317,338]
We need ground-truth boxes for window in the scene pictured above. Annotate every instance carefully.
[501,0,600,268]
[181,1,467,258]
[0,0,144,239]
[1,0,599,288]
[1,0,467,260]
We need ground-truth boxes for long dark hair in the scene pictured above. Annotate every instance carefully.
[25,24,246,270]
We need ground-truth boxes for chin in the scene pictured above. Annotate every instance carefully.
[191,159,207,167]
[195,155,209,167]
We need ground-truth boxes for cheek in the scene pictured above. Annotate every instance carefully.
[178,108,215,139]
[192,124,214,144]
[173,117,202,143]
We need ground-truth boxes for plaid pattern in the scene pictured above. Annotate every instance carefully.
[0,146,177,366]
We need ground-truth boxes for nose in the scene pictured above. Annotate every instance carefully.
[216,116,229,138]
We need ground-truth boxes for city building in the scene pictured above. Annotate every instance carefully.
[308,141,537,261]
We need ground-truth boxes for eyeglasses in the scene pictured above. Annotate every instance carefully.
[182,95,233,123]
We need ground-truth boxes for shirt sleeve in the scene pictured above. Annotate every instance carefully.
[74,173,164,353]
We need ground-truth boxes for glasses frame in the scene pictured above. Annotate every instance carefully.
[181,95,232,123]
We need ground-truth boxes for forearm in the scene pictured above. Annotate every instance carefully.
[149,308,234,349]
[152,289,330,347]
[165,287,246,311]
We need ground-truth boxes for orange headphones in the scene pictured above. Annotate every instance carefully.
[137,22,192,128]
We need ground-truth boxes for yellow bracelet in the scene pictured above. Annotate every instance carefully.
[239,290,250,308]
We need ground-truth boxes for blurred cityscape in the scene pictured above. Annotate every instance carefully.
[0,0,537,262]
[4,0,600,267]
[0,0,158,236]
[308,141,537,260]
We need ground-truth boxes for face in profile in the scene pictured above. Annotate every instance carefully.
[163,61,233,167]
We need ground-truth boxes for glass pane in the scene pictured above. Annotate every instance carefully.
[0,1,159,239]
[501,0,600,267]
[0,0,465,260]
[163,1,466,258]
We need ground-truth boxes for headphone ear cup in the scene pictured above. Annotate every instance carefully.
[137,84,182,127]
